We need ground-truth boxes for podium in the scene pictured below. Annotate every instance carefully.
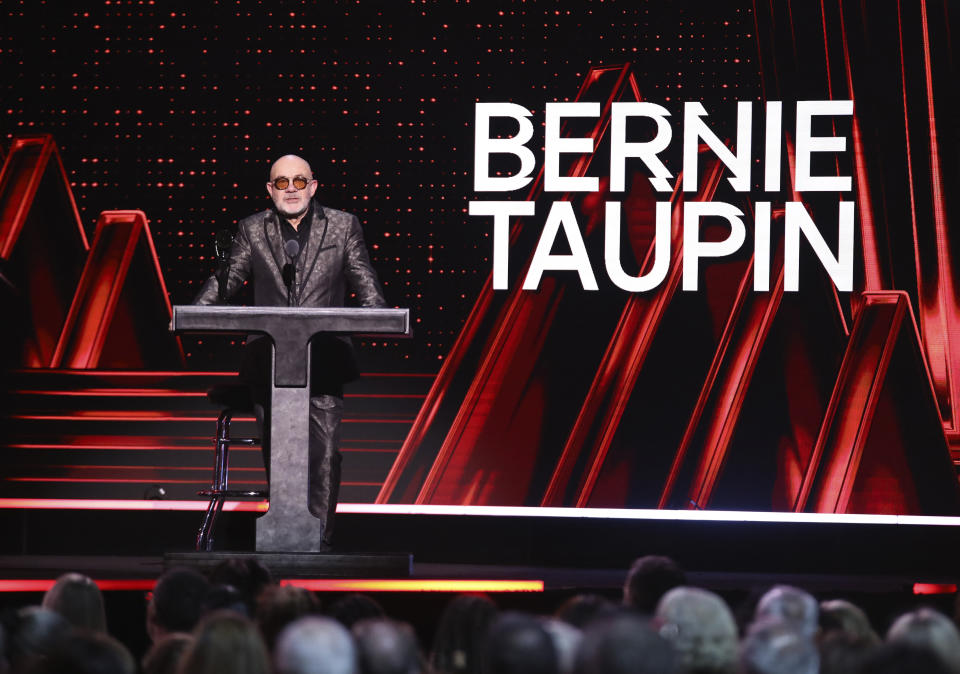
[172,305,410,552]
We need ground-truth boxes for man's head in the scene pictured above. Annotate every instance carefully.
[655,587,739,674]
[753,586,819,638]
[267,154,318,221]
[275,616,357,674]
[623,555,686,614]
[146,567,210,642]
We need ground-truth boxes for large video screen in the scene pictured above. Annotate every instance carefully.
[2,1,958,517]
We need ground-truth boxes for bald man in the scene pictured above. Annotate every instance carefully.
[194,154,386,549]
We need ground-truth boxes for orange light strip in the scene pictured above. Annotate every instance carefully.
[281,579,544,592]
[0,579,156,592]
[0,579,541,593]
[0,498,268,512]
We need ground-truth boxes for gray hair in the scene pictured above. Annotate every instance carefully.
[275,616,358,674]
[886,608,960,673]
[655,587,738,674]
[740,618,818,674]
[754,586,819,637]
[539,618,581,674]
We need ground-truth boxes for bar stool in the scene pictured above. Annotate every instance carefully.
[197,382,268,551]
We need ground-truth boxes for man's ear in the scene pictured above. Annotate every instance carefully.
[308,181,318,198]
[266,182,274,198]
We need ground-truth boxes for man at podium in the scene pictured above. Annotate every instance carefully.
[193,154,386,549]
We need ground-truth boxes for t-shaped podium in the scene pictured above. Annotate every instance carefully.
[172,305,410,552]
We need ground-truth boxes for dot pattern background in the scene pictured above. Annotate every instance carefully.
[0,0,760,372]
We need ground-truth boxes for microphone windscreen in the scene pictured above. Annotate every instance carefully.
[284,238,301,259]
[214,229,233,259]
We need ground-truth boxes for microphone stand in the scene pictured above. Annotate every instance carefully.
[283,238,301,307]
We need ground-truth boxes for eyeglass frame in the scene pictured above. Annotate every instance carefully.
[270,175,314,191]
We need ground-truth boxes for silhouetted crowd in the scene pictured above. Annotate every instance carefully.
[2,555,960,673]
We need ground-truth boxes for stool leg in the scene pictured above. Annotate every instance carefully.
[197,409,233,552]
[197,499,218,551]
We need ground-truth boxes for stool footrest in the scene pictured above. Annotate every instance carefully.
[223,438,259,445]
[198,489,268,498]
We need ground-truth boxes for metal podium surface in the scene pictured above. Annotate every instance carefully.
[172,305,410,552]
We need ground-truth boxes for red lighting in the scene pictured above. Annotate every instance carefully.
[912,583,957,595]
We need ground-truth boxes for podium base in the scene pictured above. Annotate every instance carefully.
[163,551,412,578]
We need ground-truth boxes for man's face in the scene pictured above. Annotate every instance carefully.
[266,155,318,219]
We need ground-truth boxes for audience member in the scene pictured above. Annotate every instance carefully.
[860,641,954,674]
[753,585,819,638]
[176,610,270,674]
[352,618,423,674]
[740,617,818,674]
[142,634,194,674]
[429,594,498,674]
[818,632,880,674]
[274,616,357,674]
[818,598,880,644]
[328,594,386,630]
[623,556,686,614]
[41,572,107,633]
[484,611,558,674]
[257,584,321,652]
[35,630,136,674]
[539,618,581,674]
[886,607,960,673]
[655,587,738,674]
[574,612,678,674]
[199,584,249,618]
[208,559,273,616]
[147,567,211,642]
[554,594,616,630]
[4,606,70,673]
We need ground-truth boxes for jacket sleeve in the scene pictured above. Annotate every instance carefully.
[192,223,254,305]
[343,215,387,308]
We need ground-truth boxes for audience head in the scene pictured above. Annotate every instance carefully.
[41,572,107,633]
[554,594,616,630]
[176,610,270,674]
[5,606,71,672]
[739,618,818,674]
[623,556,686,614]
[655,587,738,674]
[328,594,386,630]
[886,607,960,672]
[860,641,955,674]
[142,633,194,674]
[430,594,498,674]
[819,598,879,644]
[275,616,358,674]
[539,618,581,674]
[484,611,558,674]
[352,618,422,674]
[575,612,678,674]
[200,584,250,618]
[209,559,273,615]
[753,585,818,638]
[257,584,321,652]
[36,630,135,674]
[818,632,881,674]
[148,567,211,641]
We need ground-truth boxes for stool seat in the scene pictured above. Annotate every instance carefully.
[196,385,268,551]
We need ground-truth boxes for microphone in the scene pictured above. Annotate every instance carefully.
[214,229,234,302]
[282,238,300,306]
[214,229,234,260]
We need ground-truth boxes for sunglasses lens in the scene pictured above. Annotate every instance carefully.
[273,177,290,190]
[293,177,309,190]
